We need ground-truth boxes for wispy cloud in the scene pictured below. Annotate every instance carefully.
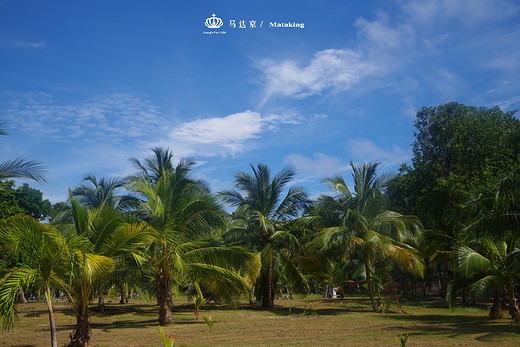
[1,39,46,48]
[283,153,346,178]
[2,92,164,143]
[348,138,411,167]
[354,18,415,51]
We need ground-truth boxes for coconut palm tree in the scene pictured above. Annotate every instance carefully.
[71,173,140,310]
[220,164,309,308]
[454,170,520,321]
[0,125,46,183]
[314,162,424,312]
[0,215,76,347]
[128,148,259,325]
[72,173,137,211]
[58,192,153,346]
[453,237,520,320]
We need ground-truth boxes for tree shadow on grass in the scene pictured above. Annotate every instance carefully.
[387,313,520,342]
[19,309,47,318]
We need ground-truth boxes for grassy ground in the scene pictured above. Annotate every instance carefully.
[0,294,519,346]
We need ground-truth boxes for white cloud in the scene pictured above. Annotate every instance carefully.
[283,153,346,177]
[154,110,306,158]
[259,49,378,100]
[348,138,411,167]
[170,111,263,152]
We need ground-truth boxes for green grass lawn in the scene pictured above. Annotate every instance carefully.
[1,294,519,346]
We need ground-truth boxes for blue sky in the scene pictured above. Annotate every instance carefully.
[1,0,520,203]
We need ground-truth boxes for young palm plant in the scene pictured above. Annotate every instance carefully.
[314,162,424,312]
[220,164,309,308]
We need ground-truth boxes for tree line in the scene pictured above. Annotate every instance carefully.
[1,102,519,347]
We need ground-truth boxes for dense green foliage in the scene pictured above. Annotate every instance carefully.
[0,181,51,220]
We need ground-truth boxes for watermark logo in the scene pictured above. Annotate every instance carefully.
[205,14,223,29]
[203,13,305,35]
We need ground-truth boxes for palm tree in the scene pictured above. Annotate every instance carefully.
[0,125,46,183]
[220,164,309,308]
[58,192,152,346]
[455,170,520,321]
[314,162,424,312]
[453,237,519,320]
[71,173,140,310]
[128,148,259,325]
[72,173,137,210]
[0,215,75,347]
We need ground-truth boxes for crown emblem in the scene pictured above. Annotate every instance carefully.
[205,14,223,29]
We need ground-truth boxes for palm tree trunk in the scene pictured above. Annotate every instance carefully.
[385,271,406,314]
[158,263,173,325]
[97,291,105,313]
[260,272,274,308]
[489,288,503,319]
[365,262,381,313]
[44,286,58,347]
[119,284,127,304]
[19,287,28,303]
[508,298,520,322]
[68,308,90,347]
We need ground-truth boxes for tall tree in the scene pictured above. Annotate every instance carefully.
[220,164,309,308]
[0,180,24,219]
[15,183,52,219]
[314,162,424,312]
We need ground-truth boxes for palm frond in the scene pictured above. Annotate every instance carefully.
[0,157,46,183]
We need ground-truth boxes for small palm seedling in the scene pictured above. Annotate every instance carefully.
[156,325,175,347]
[302,297,313,316]
[395,332,409,347]
[203,315,214,331]
[193,295,206,320]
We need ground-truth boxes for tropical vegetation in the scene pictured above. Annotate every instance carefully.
[1,102,520,346]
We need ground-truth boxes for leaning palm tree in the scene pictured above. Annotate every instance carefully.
[314,162,424,312]
[220,164,309,308]
[128,148,259,325]
[0,125,46,183]
[0,215,77,347]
